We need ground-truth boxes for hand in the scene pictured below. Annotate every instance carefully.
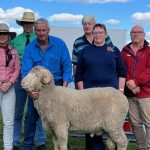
[126,80,137,90]
[0,81,12,93]
[119,88,124,93]
[27,91,39,100]
[132,86,140,94]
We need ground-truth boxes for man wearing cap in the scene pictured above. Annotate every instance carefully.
[10,12,46,150]
[0,23,20,150]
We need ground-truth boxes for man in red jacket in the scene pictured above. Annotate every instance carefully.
[121,25,150,149]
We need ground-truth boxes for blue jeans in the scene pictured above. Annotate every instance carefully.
[24,96,46,150]
[13,78,46,148]
[85,134,105,150]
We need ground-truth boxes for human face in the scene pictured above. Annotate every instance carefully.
[0,33,9,45]
[130,26,145,44]
[23,22,34,34]
[34,23,50,42]
[93,27,106,46]
[82,20,95,35]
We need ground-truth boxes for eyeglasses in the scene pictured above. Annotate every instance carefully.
[131,31,144,34]
[93,32,105,35]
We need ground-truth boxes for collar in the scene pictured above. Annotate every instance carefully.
[35,35,53,49]
[83,34,94,44]
[23,31,35,37]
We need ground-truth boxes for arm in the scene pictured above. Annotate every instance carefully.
[60,41,72,86]
[116,47,127,91]
[121,48,140,94]
[73,64,76,77]
[72,38,79,77]
[134,52,150,86]
[21,47,33,79]
[21,47,39,99]
[77,81,84,90]
[118,77,126,92]
[63,81,68,87]
[75,50,84,90]
[0,50,20,93]
[9,51,20,84]
[116,47,127,78]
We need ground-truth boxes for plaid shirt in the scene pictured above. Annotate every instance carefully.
[0,45,20,84]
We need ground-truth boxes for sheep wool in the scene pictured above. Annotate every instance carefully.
[21,66,129,150]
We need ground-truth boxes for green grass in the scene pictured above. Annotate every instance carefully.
[0,112,138,149]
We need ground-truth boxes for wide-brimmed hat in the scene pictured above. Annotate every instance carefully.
[0,23,16,40]
[16,12,35,26]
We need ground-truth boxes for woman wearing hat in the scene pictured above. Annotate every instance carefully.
[0,23,20,150]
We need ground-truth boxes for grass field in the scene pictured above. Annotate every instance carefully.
[0,112,138,149]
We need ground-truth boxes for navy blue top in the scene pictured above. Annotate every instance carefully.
[72,35,113,64]
[75,44,126,89]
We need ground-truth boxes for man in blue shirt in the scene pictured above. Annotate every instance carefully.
[11,12,46,150]
[21,18,72,150]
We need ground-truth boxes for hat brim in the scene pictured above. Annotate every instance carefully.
[10,32,17,40]
[0,31,16,40]
[16,19,35,26]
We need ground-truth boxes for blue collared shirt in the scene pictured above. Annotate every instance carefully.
[22,35,72,83]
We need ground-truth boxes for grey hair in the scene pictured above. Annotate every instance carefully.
[34,18,49,27]
[82,14,96,24]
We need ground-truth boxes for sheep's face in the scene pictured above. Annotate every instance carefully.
[21,66,53,92]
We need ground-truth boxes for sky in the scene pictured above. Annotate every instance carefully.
[1,0,150,42]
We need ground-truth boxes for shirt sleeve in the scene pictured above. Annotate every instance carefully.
[75,50,84,82]
[9,51,20,84]
[72,40,79,64]
[115,47,127,78]
[21,47,33,79]
[134,51,150,86]
[60,41,72,83]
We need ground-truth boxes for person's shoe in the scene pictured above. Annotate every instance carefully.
[12,145,19,150]
[36,144,46,150]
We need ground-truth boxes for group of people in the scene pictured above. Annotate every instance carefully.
[0,11,149,150]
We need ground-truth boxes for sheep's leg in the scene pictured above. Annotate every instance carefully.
[53,127,68,150]
[52,134,59,150]
[105,137,116,150]
[108,128,128,150]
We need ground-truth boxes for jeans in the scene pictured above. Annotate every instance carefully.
[24,96,46,150]
[85,134,105,150]
[0,86,16,150]
[13,78,46,148]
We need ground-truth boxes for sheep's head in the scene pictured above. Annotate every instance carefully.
[21,66,53,92]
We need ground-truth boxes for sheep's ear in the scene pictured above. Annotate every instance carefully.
[41,71,52,85]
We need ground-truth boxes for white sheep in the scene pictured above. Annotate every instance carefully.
[21,66,129,150]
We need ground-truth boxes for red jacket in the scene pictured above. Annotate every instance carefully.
[121,40,150,98]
